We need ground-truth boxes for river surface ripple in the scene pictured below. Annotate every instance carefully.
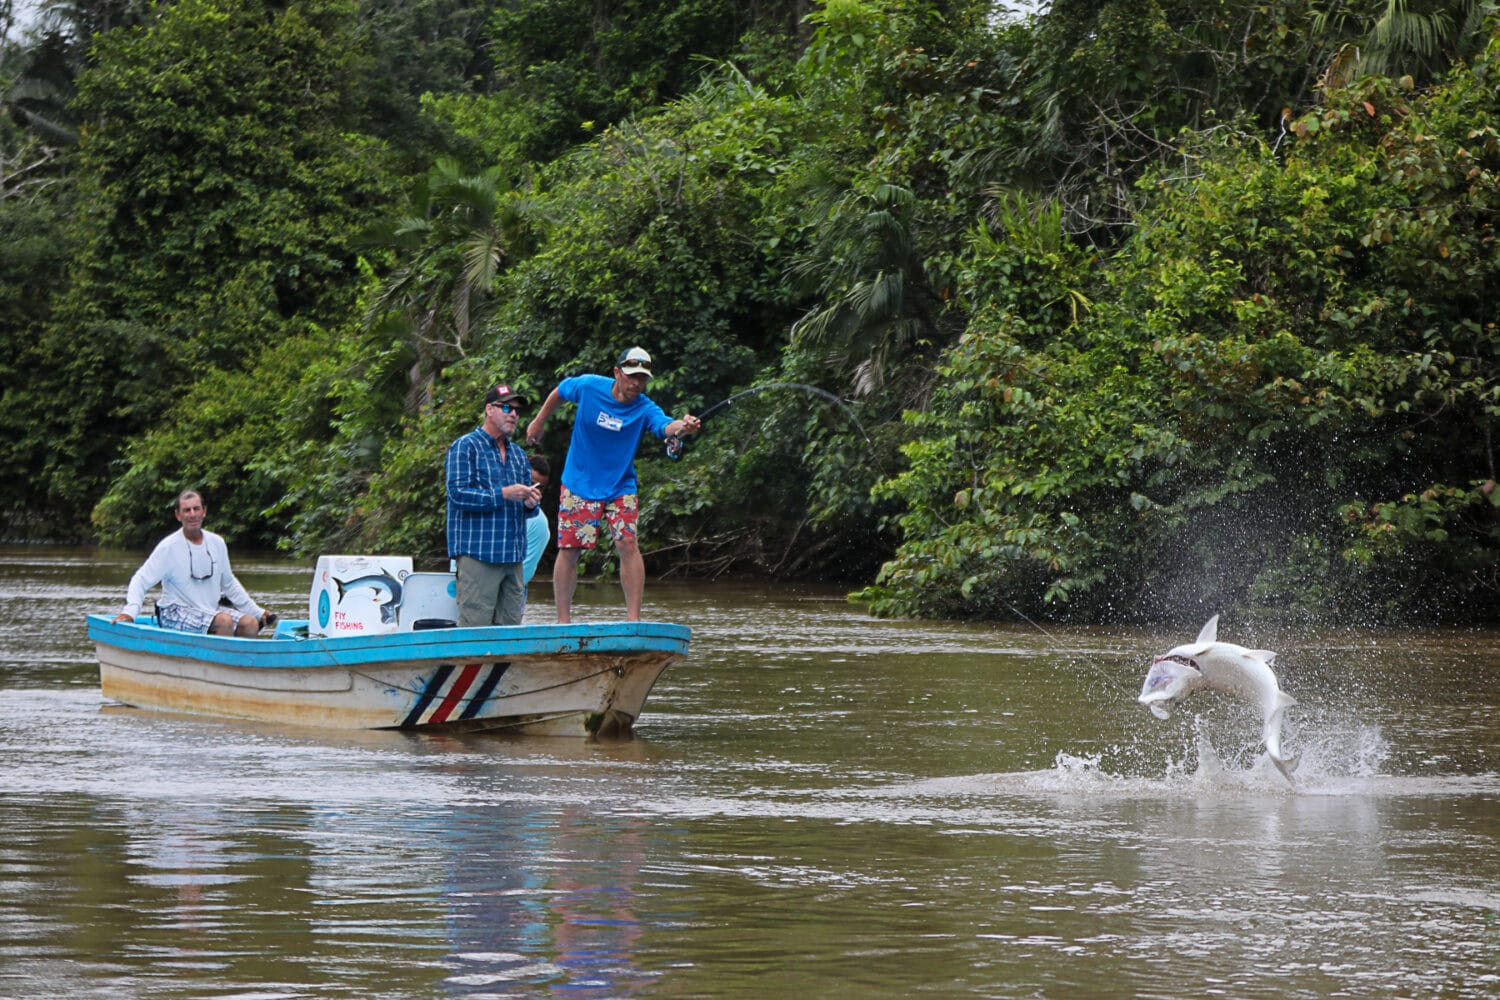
[1,545,1498,998]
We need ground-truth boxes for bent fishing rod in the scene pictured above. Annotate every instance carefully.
[665,382,872,458]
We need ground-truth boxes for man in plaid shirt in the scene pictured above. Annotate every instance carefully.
[445,383,542,626]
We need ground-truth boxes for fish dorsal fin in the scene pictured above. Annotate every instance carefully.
[1195,615,1219,645]
[1249,649,1277,665]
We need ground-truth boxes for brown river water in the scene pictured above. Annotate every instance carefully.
[1,543,1498,998]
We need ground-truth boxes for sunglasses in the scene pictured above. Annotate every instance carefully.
[188,546,215,581]
[490,402,520,414]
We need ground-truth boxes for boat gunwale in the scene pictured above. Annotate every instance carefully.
[87,614,691,671]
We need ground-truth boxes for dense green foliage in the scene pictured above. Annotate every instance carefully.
[857,46,1500,623]
[3,0,398,537]
[1,0,1496,623]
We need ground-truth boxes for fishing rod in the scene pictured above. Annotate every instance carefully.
[665,382,871,459]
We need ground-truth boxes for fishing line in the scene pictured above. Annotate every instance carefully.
[664,384,1067,644]
[666,382,871,458]
[661,383,1057,640]
[1000,601,1057,641]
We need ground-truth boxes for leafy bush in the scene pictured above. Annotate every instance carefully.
[860,52,1500,623]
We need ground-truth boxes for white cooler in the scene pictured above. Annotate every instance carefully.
[308,555,413,637]
[399,572,459,631]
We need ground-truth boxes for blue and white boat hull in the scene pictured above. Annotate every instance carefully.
[88,615,689,736]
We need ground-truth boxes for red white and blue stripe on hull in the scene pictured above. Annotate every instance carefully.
[400,660,513,727]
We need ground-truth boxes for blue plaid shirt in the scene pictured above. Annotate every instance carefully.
[445,426,536,564]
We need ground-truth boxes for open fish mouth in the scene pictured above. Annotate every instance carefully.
[1141,654,1198,693]
[1138,653,1204,718]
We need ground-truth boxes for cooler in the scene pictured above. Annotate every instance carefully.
[399,572,459,631]
[308,555,413,637]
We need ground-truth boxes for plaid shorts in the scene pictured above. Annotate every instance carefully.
[157,603,255,634]
[555,487,638,550]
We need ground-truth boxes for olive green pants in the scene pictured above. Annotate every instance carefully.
[455,555,525,627]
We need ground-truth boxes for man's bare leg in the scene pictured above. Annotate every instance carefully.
[617,536,644,621]
[553,548,581,624]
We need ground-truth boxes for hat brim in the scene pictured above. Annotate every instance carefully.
[618,365,652,377]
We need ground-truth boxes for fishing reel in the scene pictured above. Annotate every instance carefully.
[664,434,684,460]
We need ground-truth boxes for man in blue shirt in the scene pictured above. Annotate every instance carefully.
[525,347,701,622]
[446,383,541,627]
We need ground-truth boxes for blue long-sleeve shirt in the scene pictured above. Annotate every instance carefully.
[445,427,535,564]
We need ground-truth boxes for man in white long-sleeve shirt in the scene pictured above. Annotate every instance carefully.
[112,490,273,637]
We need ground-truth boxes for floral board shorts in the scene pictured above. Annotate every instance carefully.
[556,487,638,550]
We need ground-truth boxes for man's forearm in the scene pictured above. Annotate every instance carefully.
[526,388,564,443]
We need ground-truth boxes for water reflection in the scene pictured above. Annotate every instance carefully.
[0,741,664,996]
[436,809,653,995]
[395,738,658,996]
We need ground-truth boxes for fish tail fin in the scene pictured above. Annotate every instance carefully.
[1272,752,1300,782]
[1276,691,1298,712]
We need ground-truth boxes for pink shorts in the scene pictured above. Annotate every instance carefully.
[556,487,638,550]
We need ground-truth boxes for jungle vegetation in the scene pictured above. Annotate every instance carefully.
[2,0,1497,624]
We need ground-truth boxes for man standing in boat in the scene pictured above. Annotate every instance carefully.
[446,382,541,627]
[112,490,274,636]
[525,346,701,623]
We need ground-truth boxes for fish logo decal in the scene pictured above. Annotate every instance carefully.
[333,573,403,624]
